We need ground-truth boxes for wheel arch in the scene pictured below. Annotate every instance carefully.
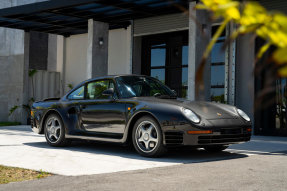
[39,109,65,134]
[124,111,161,145]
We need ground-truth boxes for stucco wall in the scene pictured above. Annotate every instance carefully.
[64,34,88,94]
[108,26,132,75]
[61,27,132,94]
[0,0,49,123]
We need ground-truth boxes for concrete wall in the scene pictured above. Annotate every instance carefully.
[188,1,211,101]
[235,34,255,127]
[47,34,58,71]
[108,26,132,75]
[0,0,49,123]
[29,31,48,70]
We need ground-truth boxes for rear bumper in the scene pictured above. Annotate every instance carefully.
[163,127,252,147]
[30,116,42,134]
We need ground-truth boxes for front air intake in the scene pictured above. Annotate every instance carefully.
[164,131,184,146]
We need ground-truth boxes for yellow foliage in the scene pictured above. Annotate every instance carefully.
[195,0,287,77]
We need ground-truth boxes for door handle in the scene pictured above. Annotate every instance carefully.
[80,105,87,109]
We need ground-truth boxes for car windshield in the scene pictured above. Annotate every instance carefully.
[116,76,176,98]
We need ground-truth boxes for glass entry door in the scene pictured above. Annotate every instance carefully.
[255,38,287,136]
[141,31,189,99]
[275,77,287,130]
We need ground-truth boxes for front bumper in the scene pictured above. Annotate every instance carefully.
[163,127,252,147]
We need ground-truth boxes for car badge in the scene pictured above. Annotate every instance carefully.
[217,113,221,116]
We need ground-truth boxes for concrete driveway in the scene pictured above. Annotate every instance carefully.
[0,126,287,176]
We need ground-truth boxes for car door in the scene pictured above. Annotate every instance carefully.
[79,79,126,136]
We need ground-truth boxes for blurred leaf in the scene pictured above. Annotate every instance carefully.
[196,17,230,95]
[8,106,20,116]
[256,42,271,60]
[194,4,209,10]
[28,69,37,77]
[22,104,31,113]
[68,84,73,90]
[273,47,287,64]
[29,98,35,102]
[226,7,240,20]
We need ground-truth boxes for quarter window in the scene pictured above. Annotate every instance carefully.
[68,86,84,100]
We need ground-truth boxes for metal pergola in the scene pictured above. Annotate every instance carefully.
[0,0,189,36]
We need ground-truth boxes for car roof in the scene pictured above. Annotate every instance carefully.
[85,74,149,82]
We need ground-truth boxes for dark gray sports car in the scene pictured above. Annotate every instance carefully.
[31,75,252,157]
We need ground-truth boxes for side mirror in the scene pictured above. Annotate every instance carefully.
[103,88,115,101]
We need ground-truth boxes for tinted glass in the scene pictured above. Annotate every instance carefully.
[86,80,115,99]
[211,88,225,102]
[211,65,225,86]
[116,76,176,98]
[182,67,188,87]
[68,86,84,100]
[151,48,166,67]
[151,69,165,83]
[182,46,188,65]
[211,42,225,63]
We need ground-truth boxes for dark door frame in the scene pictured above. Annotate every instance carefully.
[254,37,287,137]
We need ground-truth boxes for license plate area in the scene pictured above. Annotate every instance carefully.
[221,128,242,135]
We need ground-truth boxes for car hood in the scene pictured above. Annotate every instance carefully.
[132,97,238,120]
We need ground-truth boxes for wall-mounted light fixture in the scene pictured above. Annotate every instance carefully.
[99,37,104,45]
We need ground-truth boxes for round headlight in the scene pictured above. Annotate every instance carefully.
[183,109,200,123]
[237,109,250,122]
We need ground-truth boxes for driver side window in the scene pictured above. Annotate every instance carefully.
[86,80,117,100]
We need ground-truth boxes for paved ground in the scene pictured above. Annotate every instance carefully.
[0,126,287,190]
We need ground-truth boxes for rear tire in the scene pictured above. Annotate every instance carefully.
[132,116,168,157]
[204,145,229,152]
[44,114,71,147]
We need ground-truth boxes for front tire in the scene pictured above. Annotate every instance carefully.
[44,114,71,147]
[132,116,168,157]
[204,145,229,152]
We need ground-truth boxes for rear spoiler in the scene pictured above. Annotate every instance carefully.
[42,98,61,102]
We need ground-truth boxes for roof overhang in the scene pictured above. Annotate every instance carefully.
[0,0,189,36]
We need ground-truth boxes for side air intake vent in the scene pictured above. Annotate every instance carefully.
[165,131,183,146]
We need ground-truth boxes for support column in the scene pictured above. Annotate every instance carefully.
[188,1,211,101]
[21,32,30,124]
[47,34,58,71]
[87,19,109,79]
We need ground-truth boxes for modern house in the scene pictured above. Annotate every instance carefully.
[0,0,286,136]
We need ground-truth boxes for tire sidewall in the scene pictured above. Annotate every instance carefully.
[44,114,65,147]
[132,116,165,157]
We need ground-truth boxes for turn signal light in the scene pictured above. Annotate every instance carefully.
[31,111,33,116]
[247,128,252,132]
[187,130,213,134]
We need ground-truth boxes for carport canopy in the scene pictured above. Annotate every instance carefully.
[0,0,189,36]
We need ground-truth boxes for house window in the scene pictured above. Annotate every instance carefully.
[211,25,226,102]
[141,31,189,98]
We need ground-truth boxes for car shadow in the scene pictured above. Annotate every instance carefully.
[0,126,32,132]
[23,140,248,164]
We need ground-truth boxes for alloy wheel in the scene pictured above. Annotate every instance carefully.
[135,121,159,153]
[46,117,61,143]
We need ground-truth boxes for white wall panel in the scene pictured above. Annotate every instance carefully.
[64,33,88,93]
[108,26,132,75]
[28,70,60,102]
